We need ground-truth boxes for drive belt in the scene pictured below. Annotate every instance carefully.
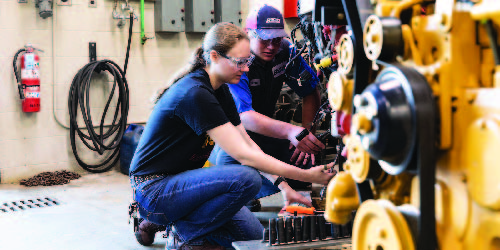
[377,63,437,250]
[341,0,375,202]
[400,65,437,250]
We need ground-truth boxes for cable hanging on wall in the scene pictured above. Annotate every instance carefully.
[68,13,133,173]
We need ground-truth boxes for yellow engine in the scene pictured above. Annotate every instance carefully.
[325,0,500,249]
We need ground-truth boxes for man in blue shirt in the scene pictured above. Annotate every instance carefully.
[212,4,325,208]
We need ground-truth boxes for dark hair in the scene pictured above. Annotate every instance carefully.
[151,22,249,104]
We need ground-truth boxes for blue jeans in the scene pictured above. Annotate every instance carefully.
[209,133,297,199]
[209,133,315,199]
[133,165,264,248]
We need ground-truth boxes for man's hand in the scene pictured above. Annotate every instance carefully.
[283,189,313,207]
[290,147,316,166]
[289,127,325,154]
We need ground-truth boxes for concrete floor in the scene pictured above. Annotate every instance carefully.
[0,170,285,250]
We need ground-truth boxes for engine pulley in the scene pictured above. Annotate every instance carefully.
[363,15,404,62]
[352,65,429,175]
[337,34,355,77]
[353,199,417,250]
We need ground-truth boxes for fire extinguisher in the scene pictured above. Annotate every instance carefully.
[13,44,43,112]
[284,0,299,18]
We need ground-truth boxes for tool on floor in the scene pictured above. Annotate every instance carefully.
[318,215,327,240]
[285,217,293,243]
[262,228,269,243]
[268,218,277,246]
[302,215,310,242]
[285,205,315,215]
[310,214,316,241]
[262,211,354,246]
[277,217,285,244]
[293,216,301,242]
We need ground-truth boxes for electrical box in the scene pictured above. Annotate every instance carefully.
[214,0,242,26]
[313,0,347,25]
[298,0,314,15]
[298,0,347,25]
[184,0,215,33]
[155,0,185,32]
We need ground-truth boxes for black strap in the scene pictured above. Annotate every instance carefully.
[274,176,287,187]
[295,128,309,142]
[128,201,139,232]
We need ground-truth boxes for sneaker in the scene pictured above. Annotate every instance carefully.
[165,226,225,250]
[135,218,166,246]
[245,199,261,212]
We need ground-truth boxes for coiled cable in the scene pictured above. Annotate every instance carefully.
[68,13,132,173]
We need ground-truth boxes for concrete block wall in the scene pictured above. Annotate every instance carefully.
[0,0,296,183]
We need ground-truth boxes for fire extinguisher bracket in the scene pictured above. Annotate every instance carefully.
[18,84,25,99]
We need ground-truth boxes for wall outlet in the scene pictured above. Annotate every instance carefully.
[89,0,97,7]
[57,0,71,6]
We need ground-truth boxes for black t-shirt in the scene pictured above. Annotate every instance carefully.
[129,69,241,176]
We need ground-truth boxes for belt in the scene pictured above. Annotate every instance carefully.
[131,173,167,187]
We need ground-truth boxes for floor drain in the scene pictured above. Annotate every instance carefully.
[0,197,60,213]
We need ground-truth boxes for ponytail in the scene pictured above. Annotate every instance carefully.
[151,22,248,106]
[151,47,206,105]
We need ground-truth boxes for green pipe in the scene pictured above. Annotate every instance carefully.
[140,0,146,44]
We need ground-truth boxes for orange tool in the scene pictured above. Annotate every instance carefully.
[285,205,315,215]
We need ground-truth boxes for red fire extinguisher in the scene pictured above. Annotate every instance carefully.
[13,44,42,112]
[284,0,299,18]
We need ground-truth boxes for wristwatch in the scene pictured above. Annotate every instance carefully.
[274,176,287,187]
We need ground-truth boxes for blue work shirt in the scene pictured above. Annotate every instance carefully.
[228,40,320,118]
[130,69,241,176]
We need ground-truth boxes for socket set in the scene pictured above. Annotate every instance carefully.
[262,211,355,246]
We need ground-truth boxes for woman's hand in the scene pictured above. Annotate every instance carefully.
[282,188,313,207]
[304,162,336,185]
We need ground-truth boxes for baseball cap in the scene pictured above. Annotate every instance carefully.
[245,4,288,40]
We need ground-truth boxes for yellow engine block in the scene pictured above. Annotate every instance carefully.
[325,0,500,249]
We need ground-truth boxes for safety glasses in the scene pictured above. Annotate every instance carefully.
[259,37,283,47]
[218,53,255,69]
[250,31,283,46]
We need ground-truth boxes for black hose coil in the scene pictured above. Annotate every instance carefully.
[68,13,133,173]
[68,59,130,173]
